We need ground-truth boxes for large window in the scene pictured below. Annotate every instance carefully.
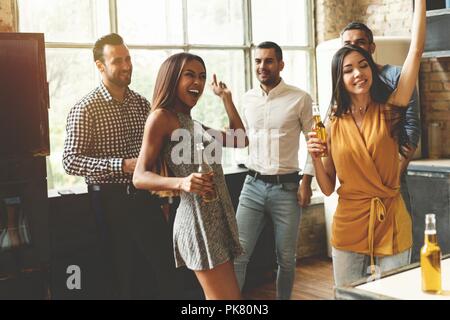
[17,0,315,191]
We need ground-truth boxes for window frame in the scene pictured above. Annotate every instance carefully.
[16,0,317,191]
[16,0,316,95]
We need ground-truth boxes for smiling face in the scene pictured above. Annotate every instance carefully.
[342,51,373,96]
[254,48,284,89]
[98,44,132,88]
[176,59,206,108]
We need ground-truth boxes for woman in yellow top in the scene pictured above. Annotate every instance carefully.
[307,0,426,287]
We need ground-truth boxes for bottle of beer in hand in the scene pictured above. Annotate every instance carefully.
[420,213,442,293]
[312,104,327,157]
[196,142,218,203]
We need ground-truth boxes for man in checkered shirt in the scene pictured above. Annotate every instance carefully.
[63,33,179,299]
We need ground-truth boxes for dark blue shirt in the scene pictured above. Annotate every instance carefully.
[380,64,421,148]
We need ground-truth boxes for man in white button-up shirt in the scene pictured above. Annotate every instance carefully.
[234,42,315,300]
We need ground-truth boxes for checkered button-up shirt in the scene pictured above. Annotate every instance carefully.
[63,82,150,185]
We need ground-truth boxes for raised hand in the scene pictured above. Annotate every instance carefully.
[211,73,231,98]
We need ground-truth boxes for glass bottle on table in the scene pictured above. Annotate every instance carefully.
[420,213,442,293]
[312,103,327,157]
[195,142,217,203]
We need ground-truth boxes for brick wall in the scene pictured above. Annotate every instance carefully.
[297,203,327,259]
[315,0,412,44]
[0,0,15,32]
[419,58,450,158]
[315,0,353,44]
[353,0,413,38]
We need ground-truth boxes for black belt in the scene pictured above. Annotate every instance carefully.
[247,170,301,184]
[88,184,167,203]
[88,183,137,195]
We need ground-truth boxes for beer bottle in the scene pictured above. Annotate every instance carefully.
[312,104,327,157]
[195,142,218,202]
[420,213,442,293]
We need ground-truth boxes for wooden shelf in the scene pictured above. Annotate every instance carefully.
[426,8,450,16]
[422,50,450,58]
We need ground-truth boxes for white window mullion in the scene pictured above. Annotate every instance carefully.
[308,0,317,101]
[109,0,118,34]
[244,0,253,91]
[182,0,188,51]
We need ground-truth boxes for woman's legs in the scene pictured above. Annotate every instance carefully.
[194,260,242,300]
[332,247,412,287]
[331,247,368,287]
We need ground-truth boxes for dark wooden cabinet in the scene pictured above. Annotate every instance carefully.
[0,33,50,299]
[0,33,50,159]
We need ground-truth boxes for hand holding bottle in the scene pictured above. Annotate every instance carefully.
[196,142,218,202]
[311,104,328,157]
[180,173,215,197]
[307,131,327,160]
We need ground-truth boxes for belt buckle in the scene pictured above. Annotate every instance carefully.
[92,185,101,192]
[126,184,135,195]
[127,184,138,195]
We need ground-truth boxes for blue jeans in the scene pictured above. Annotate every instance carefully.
[234,175,301,300]
[332,247,411,287]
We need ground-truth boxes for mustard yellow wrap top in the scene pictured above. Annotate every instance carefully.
[330,104,412,271]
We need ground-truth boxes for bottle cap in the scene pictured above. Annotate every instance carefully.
[425,213,437,234]
[425,213,436,224]
[312,104,320,116]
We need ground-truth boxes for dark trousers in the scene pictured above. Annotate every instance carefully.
[89,186,181,299]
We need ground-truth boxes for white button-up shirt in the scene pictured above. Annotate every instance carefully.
[242,79,315,176]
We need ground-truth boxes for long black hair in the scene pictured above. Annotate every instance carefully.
[329,45,408,154]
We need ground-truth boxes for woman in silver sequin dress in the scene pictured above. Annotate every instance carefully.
[133,53,247,300]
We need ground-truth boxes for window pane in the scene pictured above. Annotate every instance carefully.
[46,49,98,190]
[189,50,247,167]
[252,0,309,46]
[18,0,109,43]
[189,50,245,129]
[117,0,183,45]
[187,0,244,45]
[282,51,312,94]
[129,49,182,100]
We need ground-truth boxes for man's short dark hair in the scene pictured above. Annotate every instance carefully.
[93,33,124,62]
[340,22,374,44]
[256,41,283,61]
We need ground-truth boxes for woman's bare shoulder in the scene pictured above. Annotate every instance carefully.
[146,108,180,135]
[149,108,179,124]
